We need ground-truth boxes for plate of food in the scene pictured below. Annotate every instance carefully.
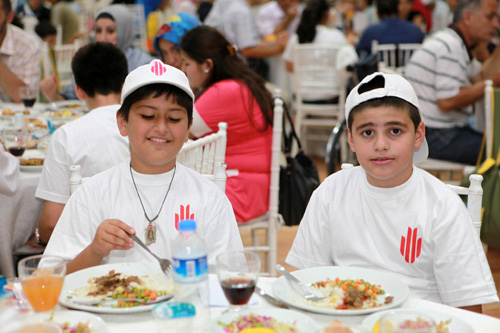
[51,100,88,113]
[272,266,410,316]
[23,310,109,333]
[362,309,474,333]
[212,308,320,333]
[59,262,175,314]
[41,109,81,121]
[19,149,45,171]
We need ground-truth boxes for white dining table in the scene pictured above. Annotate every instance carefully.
[53,275,500,333]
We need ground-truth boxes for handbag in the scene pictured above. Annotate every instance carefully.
[278,98,320,226]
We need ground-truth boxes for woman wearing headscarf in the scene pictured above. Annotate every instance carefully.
[40,5,154,101]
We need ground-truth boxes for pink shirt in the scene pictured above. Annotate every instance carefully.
[195,79,272,222]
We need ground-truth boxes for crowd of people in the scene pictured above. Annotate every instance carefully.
[1,0,499,315]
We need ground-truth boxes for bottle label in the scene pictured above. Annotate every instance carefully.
[172,255,208,283]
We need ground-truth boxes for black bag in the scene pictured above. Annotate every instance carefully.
[278,98,320,226]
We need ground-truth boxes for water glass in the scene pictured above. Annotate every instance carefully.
[216,251,260,313]
[18,255,66,313]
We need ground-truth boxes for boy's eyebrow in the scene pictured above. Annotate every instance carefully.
[135,104,186,112]
[355,121,409,131]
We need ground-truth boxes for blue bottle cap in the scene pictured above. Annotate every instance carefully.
[153,302,196,319]
[178,219,196,231]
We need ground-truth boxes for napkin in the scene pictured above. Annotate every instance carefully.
[209,279,258,307]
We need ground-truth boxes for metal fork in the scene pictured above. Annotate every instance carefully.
[275,264,327,301]
[71,294,173,306]
[129,234,172,274]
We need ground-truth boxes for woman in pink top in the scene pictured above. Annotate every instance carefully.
[180,26,273,223]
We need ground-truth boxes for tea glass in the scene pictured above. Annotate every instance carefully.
[1,128,29,157]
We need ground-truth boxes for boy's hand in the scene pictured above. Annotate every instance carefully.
[90,219,135,259]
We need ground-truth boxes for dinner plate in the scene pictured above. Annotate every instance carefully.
[272,266,410,316]
[19,149,45,172]
[211,308,320,333]
[362,308,474,333]
[59,262,174,314]
[24,310,109,333]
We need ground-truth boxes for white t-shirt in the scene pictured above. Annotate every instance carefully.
[286,166,498,307]
[44,161,243,267]
[0,149,19,194]
[283,25,358,101]
[36,105,129,204]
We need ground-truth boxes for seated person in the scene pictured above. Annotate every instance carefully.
[286,72,498,311]
[153,12,200,69]
[180,26,273,223]
[43,59,243,273]
[41,4,154,102]
[36,42,130,245]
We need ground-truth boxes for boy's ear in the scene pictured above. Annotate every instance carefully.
[116,112,128,137]
[414,122,426,149]
[347,128,357,153]
[74,84,87,102]
[204,59,214,72]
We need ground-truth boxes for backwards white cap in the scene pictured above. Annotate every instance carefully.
[345,72,428,164]
[121,59,194,104]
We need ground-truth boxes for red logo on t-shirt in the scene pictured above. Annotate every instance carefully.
[151,60,167,76]
[175,204,195,230]
[400,227,422,263]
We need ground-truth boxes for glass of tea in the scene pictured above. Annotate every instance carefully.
[18,255,66,313]
[1,128,29,157]
[18,86,37,112]
[216,251,260,313]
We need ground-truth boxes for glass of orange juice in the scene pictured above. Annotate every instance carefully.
[18,255,66,313]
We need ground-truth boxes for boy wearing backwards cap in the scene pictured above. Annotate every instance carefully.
[286,73,498,311]
[44,60,243,274]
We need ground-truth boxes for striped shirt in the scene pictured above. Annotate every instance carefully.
[0,24,41,102]
[404,28,481,129]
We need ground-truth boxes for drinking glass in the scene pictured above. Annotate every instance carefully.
[216,251,260,313]
[379,311,436,333]
[1,128,29,157]
[18,86,37,112]
[18,255,66,313]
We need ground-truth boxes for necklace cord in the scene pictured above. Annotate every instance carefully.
[129,163,177,224]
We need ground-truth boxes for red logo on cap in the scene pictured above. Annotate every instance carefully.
[151,61,167,76]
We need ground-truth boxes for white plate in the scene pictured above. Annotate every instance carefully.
[362,308,474,333]
[25,310,109,333]
[59,262,174,314]
[211,308,320,333]
[273,266,410,316]
[19,149,45,172]
[52,100,88,112]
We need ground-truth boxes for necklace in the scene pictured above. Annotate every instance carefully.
[129,164,176,245]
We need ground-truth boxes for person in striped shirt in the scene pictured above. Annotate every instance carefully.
[404,0,500,165]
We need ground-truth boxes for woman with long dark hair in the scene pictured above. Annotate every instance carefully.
[180,25,273,223]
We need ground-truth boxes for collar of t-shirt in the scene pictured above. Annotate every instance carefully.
[448,24,475,60]
[360,166,418,199]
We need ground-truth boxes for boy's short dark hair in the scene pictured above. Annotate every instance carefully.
[71,42,128,98]
[118,84,193,126]
[347,96,421,132]
[35,21,57,40]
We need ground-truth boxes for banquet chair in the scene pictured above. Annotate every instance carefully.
[41,41,81,92]
[177,122,228,192]
[371,41,421,75]
[237,90,284,277]
[291,43,348,155]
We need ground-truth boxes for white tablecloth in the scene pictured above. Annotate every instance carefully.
[88,276,500,332]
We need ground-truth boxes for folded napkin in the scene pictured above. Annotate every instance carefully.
[209,279,258,307]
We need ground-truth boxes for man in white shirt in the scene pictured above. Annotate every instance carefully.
[256,0,303,39]
[0,0,41,102]
[35,42,130,245]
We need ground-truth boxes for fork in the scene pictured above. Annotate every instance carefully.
[71,294,173,306]
[275,264,327,301]
[129,234,172,274]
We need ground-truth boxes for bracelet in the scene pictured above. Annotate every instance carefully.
[35,228,47,246]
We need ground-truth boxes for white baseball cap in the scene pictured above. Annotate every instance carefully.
[121,59,194,104]
[345,72,428,164]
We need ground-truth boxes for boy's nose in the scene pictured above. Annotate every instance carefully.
[154,119,169,132]
[373,135,389,151]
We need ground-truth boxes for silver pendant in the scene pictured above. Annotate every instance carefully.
[145,225,157,245]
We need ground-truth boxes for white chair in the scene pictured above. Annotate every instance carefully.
[41,41,81,91]
[291,44,348,155]
[372,41,421,75]
[238,90,284,276]
[177,122,228,192]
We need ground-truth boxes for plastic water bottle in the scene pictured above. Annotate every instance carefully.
[171,220,210,329]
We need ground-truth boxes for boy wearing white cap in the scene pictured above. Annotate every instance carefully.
[44,60,243,274]
[286,73,498,311]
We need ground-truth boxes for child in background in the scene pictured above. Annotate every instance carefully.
[286,72,498,311]
[43,60,243,274]
[35,21,57,47]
